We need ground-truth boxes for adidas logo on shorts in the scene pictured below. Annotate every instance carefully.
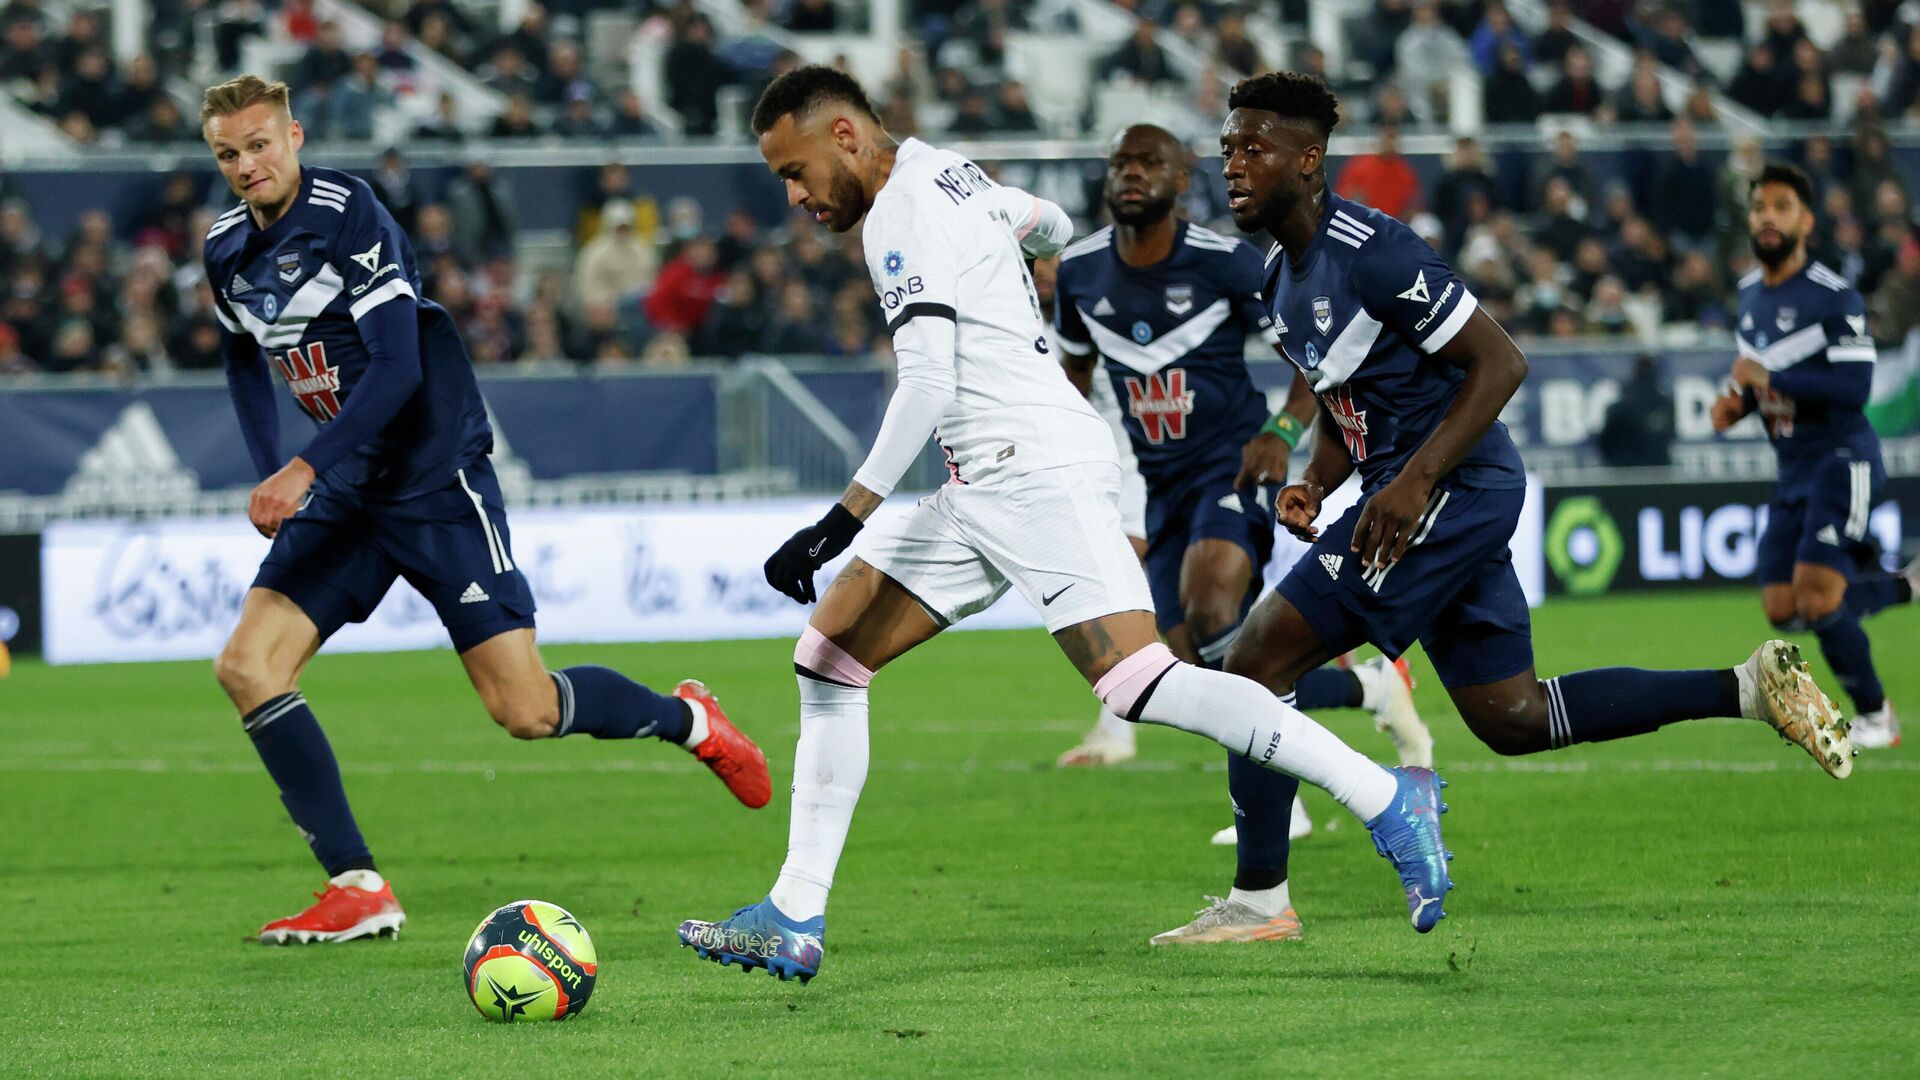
[1319,553,1343,579]
[460,582,490,604]
[1816,525,1840,546]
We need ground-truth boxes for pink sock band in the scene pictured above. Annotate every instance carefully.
[795,626,875,688]
[1093,642,1179,720]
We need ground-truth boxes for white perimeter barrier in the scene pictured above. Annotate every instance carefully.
[41,478,1543,665]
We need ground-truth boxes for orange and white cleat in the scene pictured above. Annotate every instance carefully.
[675,680,772,809]
[259,871,405,944]
[1150,896,1304,945]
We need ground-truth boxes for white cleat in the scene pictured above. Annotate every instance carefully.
[1211,796,1311,845]
[1362,656,1434,768]
[1056,723,1136,767]
[1851,701,1901,750]
[1149,896,1302,945]
[1745,639,1854,778]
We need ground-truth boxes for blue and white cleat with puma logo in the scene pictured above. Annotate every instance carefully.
[1365,766,1453,933]
[677,898,824,983]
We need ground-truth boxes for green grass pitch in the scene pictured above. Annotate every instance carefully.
[2,590,1915,1077]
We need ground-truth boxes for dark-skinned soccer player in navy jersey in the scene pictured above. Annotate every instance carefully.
[1198,70,1859,926]
[1049,124,1435,945]
[1712,162,1920,750]
[199,75,771,945]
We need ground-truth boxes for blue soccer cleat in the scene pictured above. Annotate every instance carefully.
[1365,766,1454,933]
[677,898,824,983]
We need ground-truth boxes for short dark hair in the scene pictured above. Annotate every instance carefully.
[1227,71,1340,139]
[751,64,880,135]
[1751,161,1814,209]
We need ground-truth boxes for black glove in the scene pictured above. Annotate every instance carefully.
[764,503,864,604]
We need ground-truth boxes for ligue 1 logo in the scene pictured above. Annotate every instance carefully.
[1131,320,1153,344]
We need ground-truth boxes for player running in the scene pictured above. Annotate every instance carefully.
[1189,71,1851,934]
[1049,124,1431,943]
[1714,162,1920,749]
[199,76,770,945]
[676,66,1455,984]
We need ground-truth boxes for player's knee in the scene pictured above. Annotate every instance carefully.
[484,691,558,739]
[1460,690,1549,756]
[213,642,279,702]
[1792,582,1843,623]
[1181,602,1240,655]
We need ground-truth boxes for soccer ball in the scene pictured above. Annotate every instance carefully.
[463,900,598,1022]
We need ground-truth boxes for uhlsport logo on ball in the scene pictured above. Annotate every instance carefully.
[463,901,598,1022]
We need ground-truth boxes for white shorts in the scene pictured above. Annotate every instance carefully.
[853,461,1156,633]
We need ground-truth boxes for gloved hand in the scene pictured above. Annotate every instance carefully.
[764,503,864,604]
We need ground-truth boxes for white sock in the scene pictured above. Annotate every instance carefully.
[1352,659,1386,712]
[1134,663,1397,821]
[1229,881,1292,918]
[1735,663,1759,720]
[678,698,710,749]
[768,676,870,922]
[1094,705,1135,744]
[330,869,384,891]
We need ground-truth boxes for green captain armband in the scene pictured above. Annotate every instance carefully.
[1261,412,1304,448]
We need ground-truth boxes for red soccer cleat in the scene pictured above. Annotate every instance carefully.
[675,679,772,809]
[259,878,406,944]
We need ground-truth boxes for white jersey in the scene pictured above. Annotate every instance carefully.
[860,138,1114,486]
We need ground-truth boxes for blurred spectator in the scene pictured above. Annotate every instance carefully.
[58,48,118,130]
[1729,43,1787,116]
[784,0,839,33]
[498,2,550,76]
[403,0,476,63]
[1640,8,1700,77]
[1395,2,1471,117]
[0,18,54,84]
[1781,40,1831,120]
[1614,58,1673,123]
[1335,124,1421,222]
[572,200,659,311]
[1849,128,1903,214]
[375,20,415,79]
[949,87,996,134]
[446,159,517,263]
[293,21,351,97]
[128,95,191,143]
[489,93,539,139]
[1483,43,1541,124]
[763,279,826,353]
[1869,237,1920,345]
[1543,46,1603,115]
[608,88,661,140]
[1433,136,1497,252]
[0,321,32,374]
[1650,119,1714,248]
[1215,11,1263,78]
[1584,275,1633,336]
[645,237,726,335]
[213,0,268,72]
[692,269,767,357]
[105,312,172,376]
[995,81,1040,133]
[537,41,592,108]
[482,45,539,102]
[371,147,419,233]
[666,15,732,137]
[1831,10,1878,76]
[1665,250,1728,327]
[1468,3,1527,75]
[326,53,391,141]
[1534,177,1595,261]
[115,52,162,127]
[413,92,463,142]
[1596,353,1674,466]
[1106,18,1177,85]
[1532,0,1578,65]
[555,88,603,138]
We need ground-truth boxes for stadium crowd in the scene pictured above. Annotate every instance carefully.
[6,0,1920,374]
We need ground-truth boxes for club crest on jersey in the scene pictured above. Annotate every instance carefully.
[272,341,342,422]
[1776,307,1795,333]
[1313,296,1333,335]
[1131,320,1153,344]
[883,250,904,277]
[1164,284,1194,316]
[1122,370,1195,444]
[276,250,303,284]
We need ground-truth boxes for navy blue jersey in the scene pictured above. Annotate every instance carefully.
[1734,259,1879,487]
[1053,221,1277,488]
[1262,193,1524,492]
[204,165,490,498]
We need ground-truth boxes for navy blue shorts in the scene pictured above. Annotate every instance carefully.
[1143,466,1276,634]
[1276,482,1533,689]
[253,457,537,652]
[1756,449,1886,585]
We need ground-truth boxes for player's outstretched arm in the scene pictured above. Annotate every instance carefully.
[219,323,282,482]
[1353,308,1525,569]
[987,187,1074,259]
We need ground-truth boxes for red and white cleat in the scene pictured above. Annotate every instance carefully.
[259,874,405,944]
[675,680,772,809]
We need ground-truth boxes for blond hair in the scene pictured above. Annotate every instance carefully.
[200,74,292,124]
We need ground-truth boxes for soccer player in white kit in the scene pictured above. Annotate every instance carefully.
[674,67,1456,984]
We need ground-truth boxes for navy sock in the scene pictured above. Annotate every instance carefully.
[1229,691,1301,891]
[1545,668,1742,748]
[1810,609,1885,714]
[243,692,374,877]
[1848,572,1910,619]
[1295,666,1364,711]
[552,666,692,743]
